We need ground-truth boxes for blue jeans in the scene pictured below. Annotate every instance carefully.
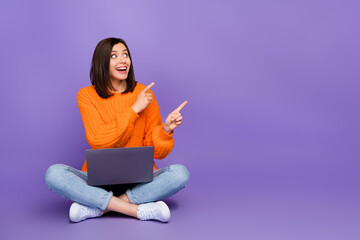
[45,164,189,211]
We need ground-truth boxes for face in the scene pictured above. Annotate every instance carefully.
[109,43,131,82]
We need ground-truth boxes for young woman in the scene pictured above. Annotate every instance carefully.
[45,37,189,223]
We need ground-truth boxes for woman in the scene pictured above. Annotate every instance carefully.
[45,37,189,223]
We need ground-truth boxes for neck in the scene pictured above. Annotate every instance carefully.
[111,80,127,93]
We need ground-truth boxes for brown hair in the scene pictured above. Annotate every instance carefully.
[90,37,137,98]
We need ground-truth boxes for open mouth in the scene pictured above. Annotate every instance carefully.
[116,67,127,72]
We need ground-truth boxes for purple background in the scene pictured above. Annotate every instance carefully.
[1,0,359,239]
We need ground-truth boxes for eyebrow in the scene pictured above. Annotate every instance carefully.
[111,49,128,53]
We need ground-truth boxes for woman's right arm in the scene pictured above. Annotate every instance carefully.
[77,89,139,148]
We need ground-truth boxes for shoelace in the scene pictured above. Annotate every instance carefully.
[80,205,102,218]
[139,206,159,220]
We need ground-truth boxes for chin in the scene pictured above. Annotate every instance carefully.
[114,76,128,81]
[118,74,128,80]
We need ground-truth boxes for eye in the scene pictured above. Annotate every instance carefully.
[111,54,117,59]
[123,53,128,58]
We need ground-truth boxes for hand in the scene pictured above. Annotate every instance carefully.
[132,82,155,114]
[163,101,188,134]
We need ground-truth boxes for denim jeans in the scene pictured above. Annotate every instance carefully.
[45,164,189,211]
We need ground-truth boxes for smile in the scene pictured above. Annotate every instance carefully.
[116,66,127,72]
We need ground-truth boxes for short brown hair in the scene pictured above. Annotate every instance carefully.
[90,37,137,98]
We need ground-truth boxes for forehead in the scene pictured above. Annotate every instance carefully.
[111,43,127,52]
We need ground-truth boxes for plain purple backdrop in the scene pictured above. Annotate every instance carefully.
[1,0,359,239]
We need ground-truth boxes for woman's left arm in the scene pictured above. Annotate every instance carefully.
[144,90,188,159]
[143,91,174,159]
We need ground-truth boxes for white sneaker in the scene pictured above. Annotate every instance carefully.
[137,201,171,222]
[69,202,103,223]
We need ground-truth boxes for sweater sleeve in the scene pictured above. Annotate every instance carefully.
[77,89,139,148]
[143,90,174,159]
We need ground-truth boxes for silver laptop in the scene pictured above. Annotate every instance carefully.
[86,146,154,186]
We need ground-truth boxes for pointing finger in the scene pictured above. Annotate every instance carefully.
[143,82,155,93]
[174,100,188,113]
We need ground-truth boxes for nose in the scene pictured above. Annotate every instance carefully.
[119,55,126,63]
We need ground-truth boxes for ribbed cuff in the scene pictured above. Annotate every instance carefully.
[127,107,139,124]
[156,123,174,141]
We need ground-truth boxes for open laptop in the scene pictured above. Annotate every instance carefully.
[86,146,154,186]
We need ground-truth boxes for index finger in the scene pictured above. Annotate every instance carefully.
[143,82,155,93]
[174,100,188,113]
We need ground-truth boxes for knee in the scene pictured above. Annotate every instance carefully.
[45,164,67,189]
[169,164,190,188]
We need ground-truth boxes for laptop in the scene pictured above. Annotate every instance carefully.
[86,146,154,186]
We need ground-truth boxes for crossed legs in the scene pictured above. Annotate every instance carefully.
[45,164,189,221]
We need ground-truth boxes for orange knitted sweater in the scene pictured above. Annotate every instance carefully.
[77,83,174,172]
